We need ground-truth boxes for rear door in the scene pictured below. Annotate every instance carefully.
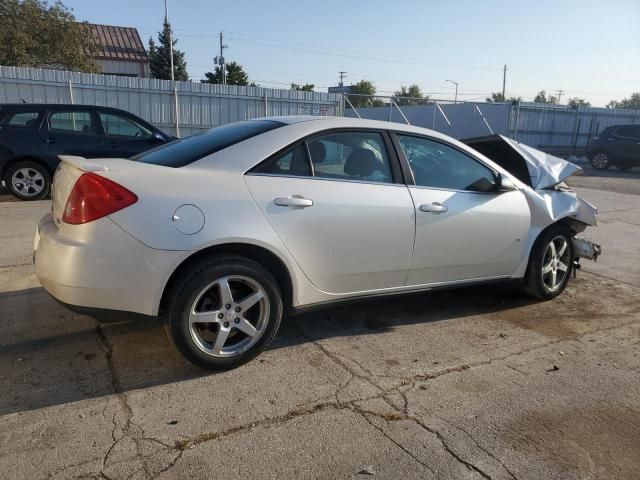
[97,111,163,158]
[0,108,43,156]
[394,133,531,285]
[39,109,105,161]
[611,125,640,164]
[245,129,415,294]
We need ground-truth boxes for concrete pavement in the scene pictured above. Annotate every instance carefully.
[0,171,639,479]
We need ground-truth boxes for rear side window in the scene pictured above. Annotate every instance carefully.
[254,143,311,176]
[49,111,95,134]
[2,111,41,128]
[613,125,640,139]
[309,131,393,183]
[133,120,284,167]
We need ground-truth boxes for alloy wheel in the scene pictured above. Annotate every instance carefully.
[188,275,270,358]
[591,153,609,169]
[11,168,45,197]
[541,235,571,292]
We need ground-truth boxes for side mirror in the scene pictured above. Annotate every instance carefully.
[499,175,517,191]
[151,132,166,143]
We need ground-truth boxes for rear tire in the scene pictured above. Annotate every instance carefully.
[589,152,611,170]
[166,255,283,370]
[616,163,633,171]
[524,225,574,300]
[5,161,51,201]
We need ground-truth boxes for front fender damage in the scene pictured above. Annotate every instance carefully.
[513,187,602,277]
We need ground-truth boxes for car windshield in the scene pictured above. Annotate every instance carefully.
[132,119,284,167]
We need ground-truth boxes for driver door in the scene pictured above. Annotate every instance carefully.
[97,111,160,158]
[394,133,531,285]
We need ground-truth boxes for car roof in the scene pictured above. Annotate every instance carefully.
[0,103,132,112]
[259,115,458,141]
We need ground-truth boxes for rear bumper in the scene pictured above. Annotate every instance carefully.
[34,213,186,316]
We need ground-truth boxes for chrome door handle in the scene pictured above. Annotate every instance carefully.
[274,195,313,208]
[420,202,448,213]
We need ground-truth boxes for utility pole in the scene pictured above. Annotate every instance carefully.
[502,64,507,100]
[338,71,347,87]
[556,89,564,105]
[164,0,179,137]
[164,0,174,81]
[215,31,228,85]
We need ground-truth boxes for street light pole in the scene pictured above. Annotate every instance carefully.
[446,79,459,104]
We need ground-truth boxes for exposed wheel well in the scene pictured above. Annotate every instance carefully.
[1,155,54,180]
[524,217,586,276]
[158,243,294,317]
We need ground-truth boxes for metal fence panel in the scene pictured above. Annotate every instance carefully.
[0,66,342,137]
[509,102,640,155]
[346,102,511,139]
[345,98,640,156]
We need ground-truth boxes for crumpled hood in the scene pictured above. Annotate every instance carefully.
[463,135,583,190]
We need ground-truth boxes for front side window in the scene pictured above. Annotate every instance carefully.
[613,125,640,139]
[398,135,497,192]
[308,131,393,183]
[100,113,151,138]
[133,119,284,168]
[49,111,94,134]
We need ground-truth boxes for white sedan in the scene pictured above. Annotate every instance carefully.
[34,116,600,369]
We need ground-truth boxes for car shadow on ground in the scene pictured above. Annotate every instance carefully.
[0,282,536,416]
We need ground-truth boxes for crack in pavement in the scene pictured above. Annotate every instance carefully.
[431,412,520,480]
[74,302,640,479]
[94,321,180,480]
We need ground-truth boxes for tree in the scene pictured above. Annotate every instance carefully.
[486,92,521,103]
[534,90,558,105]
[393,84,429,106]
[347,80,384,108]
[567,97,591,108]
[291,83,315,92]
[148,20,188,81]
[607,93,640,109]
[202,61,250,86]
[0,0,98,72]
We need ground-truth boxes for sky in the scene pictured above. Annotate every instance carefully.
[64,0,640,107]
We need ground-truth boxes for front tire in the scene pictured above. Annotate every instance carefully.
[166,255,283,370]
[524,226,574,300]
[5,161,51,200]
[589,152,611,170]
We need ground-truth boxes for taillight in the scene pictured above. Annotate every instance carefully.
[62,172,137,225]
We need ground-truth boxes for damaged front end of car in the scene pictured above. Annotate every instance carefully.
[464,134,602,273]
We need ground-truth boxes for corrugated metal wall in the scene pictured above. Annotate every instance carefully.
[346,100,640,156]
[0,66,342,137]
[510,102,640,155]
[346,102,511,139]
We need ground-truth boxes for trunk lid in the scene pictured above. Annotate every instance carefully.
[463,135,582,189]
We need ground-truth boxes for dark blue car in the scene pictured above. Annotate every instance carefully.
[0,104,172,200]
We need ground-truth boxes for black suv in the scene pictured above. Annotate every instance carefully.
[0,104,172,200]
[587,124,640,171]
